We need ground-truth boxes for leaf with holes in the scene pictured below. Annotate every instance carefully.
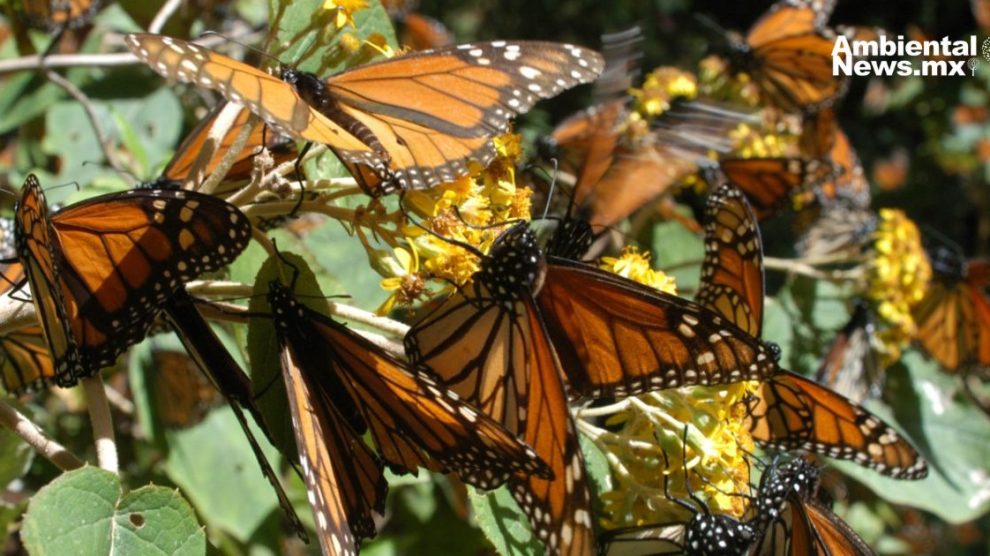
[21,466,204,556]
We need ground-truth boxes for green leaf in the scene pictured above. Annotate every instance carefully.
[268,0,398,74]
[468,485,543,556]
[303,218,387,311]
[21,466,204,556]
[831,352,990,523]
[164,408,281,542]
[652,215,703,293]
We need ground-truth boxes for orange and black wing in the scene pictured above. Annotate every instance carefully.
[15,174,253,383]
[125,34,382,163]
[538,257,778,398]
[323,40,604,192]
[127,34,604,194]
[405,225,594,555]
[160,102,297,189]
[0,239,55,395]
[269,281,550,488]
[14,176,82,385]
[913,280,990,371]
[742,0,846,112]
[745,370,927,479]
[696,183,765,337]
[719,158,826,220]
[277,316,387,555]
[19,0,101,31]
[800,109,871,210]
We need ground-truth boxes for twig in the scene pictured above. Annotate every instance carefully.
[149,0,184,33]
[42,69,127,175]
[0,399,83,471]
[81,376,118,474]
[0,52,136,75]
[763,256,861,282]
[198,103,254,195]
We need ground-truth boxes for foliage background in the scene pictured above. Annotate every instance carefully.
[0,0,988,554]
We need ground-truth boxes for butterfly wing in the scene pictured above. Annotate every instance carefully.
[15,176,82,384]
[598,524,688,556]
[400,13,455,50]
[324,41,604,191]
[0,252,56,395]
[19,0,101,31]
[125,34,382,164]
[745,370,927,479]
[32,182,251,374]
[405,226,595,555]
[160,102,297,188]
[913,281,969,371]
[279,323,387,555]
[720,158,825,221]
[696,183,765,337]
[744,1,846,112]
[538,257,777,398]
[272,282,550,488]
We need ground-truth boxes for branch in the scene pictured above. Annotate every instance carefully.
[0,399,83,471]
[43,69,127,175]
[81,376,118,474]
[149,0,184,33]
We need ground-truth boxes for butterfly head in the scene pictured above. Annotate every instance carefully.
[754,457,820,527]
[477,222,544,300]
[535,134,560,162]
[763,341,783,363]
[683,513,755,556]
[280,67,329,109]
[546,217,594,261]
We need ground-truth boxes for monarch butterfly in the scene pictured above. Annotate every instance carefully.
[125,33,604,195]
[405,216,790,552]
[601,455,875,556]
[17,0,101,31]
[154,101,297,191]
[405,224,596,555]
[912,249,990,372]
[697,183,927,479]
[799,109,871,210]
[265,271,552,555]
[722,0,847,113]
[718,157,832,221]
[13,174,252,386]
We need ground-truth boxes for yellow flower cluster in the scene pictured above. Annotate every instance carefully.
[867,208,931,364]
[590,250,756,529]
[377,134,531,313]
[600,248,678,294]
[621,68,698,145]
[697,55,761,107]
[728,122,792,159]
[629,67,698,120]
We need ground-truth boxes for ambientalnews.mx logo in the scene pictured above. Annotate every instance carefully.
[832,35,984,77]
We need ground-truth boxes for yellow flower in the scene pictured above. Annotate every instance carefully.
[377,246,426,315]
[629,67,698,120]
[322,0,367,29]
[383,133,531,292]
[599,248,677,294]
[587,250,756,529]
[866,209,931,366]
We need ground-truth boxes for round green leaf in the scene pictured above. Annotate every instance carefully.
[22,466,204,556]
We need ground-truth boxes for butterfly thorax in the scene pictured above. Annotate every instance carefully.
[280,68,392,167]
[268,280,368,435]
[475,223,544,304]
[683,513,755,556]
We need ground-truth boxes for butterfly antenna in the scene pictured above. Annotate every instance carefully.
[198,30,284,67]
[680,425,713,515]
[542,158,560,221]
[661,442,697,516]
[270,238,301,289]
